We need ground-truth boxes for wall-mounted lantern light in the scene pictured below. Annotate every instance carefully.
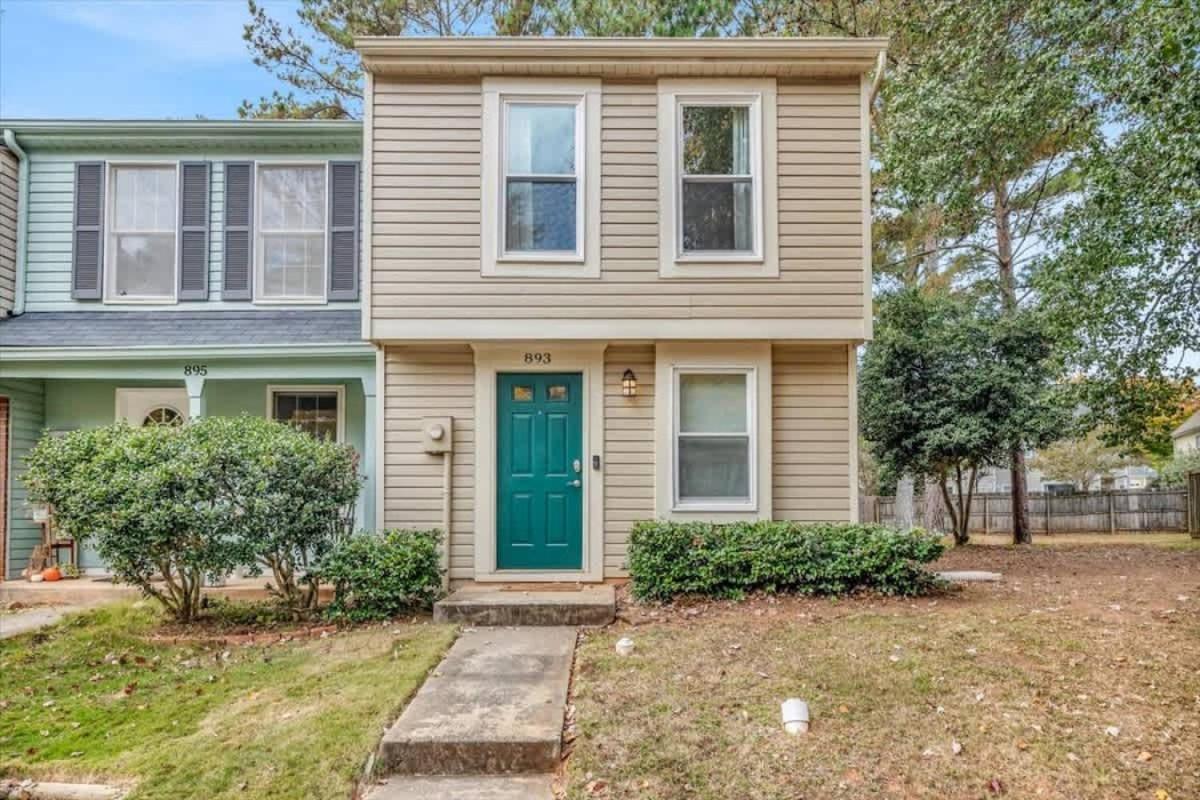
[622,369,638,398]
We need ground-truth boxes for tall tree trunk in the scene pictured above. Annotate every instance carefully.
[994,187,1033,545]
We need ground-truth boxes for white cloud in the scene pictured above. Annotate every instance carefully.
[43,0,295,65]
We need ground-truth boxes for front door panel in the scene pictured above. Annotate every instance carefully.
[497,373,583,570]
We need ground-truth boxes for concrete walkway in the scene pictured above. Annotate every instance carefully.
[371,627,576,799]
[0,606,84,640]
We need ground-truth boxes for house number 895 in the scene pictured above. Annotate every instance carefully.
[183,364,208,376]
[524,353,551,364]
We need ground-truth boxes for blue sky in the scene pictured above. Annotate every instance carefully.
[0,0,301,119]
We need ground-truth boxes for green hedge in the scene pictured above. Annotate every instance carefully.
[627,521,945,601]
[319,529,444,622]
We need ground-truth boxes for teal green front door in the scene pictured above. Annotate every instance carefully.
[497,373,584,570]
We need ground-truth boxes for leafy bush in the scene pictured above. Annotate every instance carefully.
[1159,450,1200,488]
[25,422,251,622]
[209,416,361,615]
[627,521,945,602]
[319,530,443,622]
[24,416,362,623]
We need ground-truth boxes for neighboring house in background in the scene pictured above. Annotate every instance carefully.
[1173,410,1200,455]
[973,462,1158,494]
[0,120,375,579]
[357,37,883,582]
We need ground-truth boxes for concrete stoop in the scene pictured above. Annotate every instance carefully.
[377,627,575,777]
[433,584,615,627]
[367,775,554,800]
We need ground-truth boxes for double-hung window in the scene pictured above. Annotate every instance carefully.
[482,78,601,277]
[256,164,327,302]
[658,80,778,278]
[107,164,178,302]
[674,369,755,509]
[504,101,579,254]
[679,103,755,254]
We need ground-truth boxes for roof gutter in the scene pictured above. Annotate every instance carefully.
[2,128,28,316]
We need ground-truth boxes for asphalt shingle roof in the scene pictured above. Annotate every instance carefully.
[0,310,364,348]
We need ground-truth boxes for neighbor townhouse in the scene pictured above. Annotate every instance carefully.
[0,121,374,578]
[357,38,886,582]
[0,37,886,585]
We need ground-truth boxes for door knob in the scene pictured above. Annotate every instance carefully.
[569,479,582,488]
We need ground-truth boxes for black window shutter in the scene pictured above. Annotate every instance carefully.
[71,162,104,300]
[178,161,210,300]
[222,161,253,300]
[327,161,360,301]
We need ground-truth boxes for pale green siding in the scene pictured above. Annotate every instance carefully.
[23,151,360,311]
[1,379,45,579]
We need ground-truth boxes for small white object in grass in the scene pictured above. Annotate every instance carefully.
[781,698,810,735]
[615,637,635,656]
[1105,726,1120,737]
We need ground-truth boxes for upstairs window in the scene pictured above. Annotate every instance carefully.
[256,164,326,302]
[107,164,178,302]
[504,102,578,254]
[680,104,754,253]
[658,80,779,278]
[481,78,601,278]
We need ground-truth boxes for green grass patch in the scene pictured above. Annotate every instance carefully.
[0,603,455,799]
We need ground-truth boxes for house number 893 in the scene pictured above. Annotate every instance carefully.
[523,353,551,364]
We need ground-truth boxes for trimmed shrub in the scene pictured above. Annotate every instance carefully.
[319,529,444,622]
[24,422,251,622]
[25,416,362,623]
[627,521,945,602]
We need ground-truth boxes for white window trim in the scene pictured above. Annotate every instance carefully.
[657,78,779,279]
[265,384,346,442]
[481,77,601,279]
[103,160,181,305]
[655,342,772,521]
[253,161,330,305]
[672,366,758,512]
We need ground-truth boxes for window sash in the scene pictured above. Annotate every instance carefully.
[675,99,760,259]
[255,164,328,301]
[499,97,584,258]
[106,164,178,301]
[673,368,756,509]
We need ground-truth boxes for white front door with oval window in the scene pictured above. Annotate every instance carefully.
[115,388,189,427]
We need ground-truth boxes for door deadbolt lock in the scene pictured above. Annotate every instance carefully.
[572,459,582,474]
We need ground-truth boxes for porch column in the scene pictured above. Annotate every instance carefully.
[184,374,206,419]
[361,374,377,532]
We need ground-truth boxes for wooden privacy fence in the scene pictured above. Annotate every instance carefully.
[861,489,1189,534]
[1189,472,1200,538]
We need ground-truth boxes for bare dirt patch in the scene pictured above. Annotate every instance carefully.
[567,543,1200,800]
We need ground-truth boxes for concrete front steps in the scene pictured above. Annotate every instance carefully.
[433,583,615,627]
[367,775,554,800]
[369,626,578,799]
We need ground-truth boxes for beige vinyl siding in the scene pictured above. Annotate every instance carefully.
[772,344,853,522]
[0,147,16,315]
[382,345,476,579]
[369,78,865,324]
[603,344,655,576]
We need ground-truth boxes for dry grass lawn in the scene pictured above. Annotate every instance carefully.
[565,539,1200,800]
[0,604,456,799]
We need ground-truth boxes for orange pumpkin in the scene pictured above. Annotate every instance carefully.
[42,566,62,582]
